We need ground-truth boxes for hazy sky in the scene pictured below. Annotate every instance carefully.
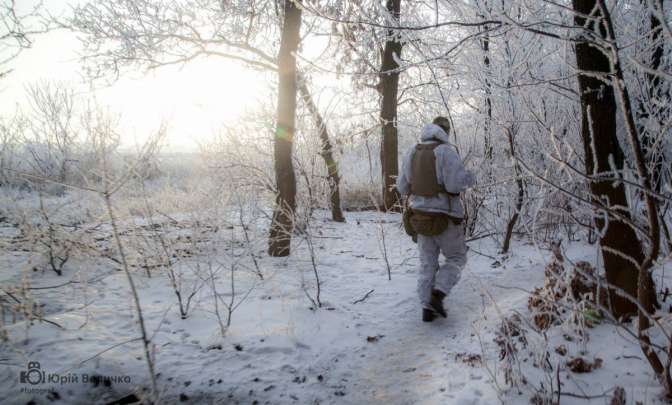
[1,1,270,150]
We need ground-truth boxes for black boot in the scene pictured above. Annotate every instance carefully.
[422,308,436,322]
[430,289,447,318]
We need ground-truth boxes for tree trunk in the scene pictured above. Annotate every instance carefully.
[480,24,493,162]
[594,0,665,383]
[639,0,667,193]
[268,0,302,257]
[500,37,524,254]
[572,0,644,317]
[379,0,402,211]
[501,127,524,254]
[638,0,671,252]
[297,76,346,222]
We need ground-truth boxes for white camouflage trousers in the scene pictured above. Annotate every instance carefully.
[416,222,467,308]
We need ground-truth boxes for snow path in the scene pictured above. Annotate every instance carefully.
[201,212,546,405]
[325,238,541,405]
[1,211,547,404]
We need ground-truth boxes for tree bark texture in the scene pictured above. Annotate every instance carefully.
[573,0,645,317]
[379,0,402,211]
[268,0,302,257]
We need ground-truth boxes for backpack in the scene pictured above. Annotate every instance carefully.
[410,143,443,197]
[404,142,462,237]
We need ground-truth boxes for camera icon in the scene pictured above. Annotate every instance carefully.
[20,361,44,385]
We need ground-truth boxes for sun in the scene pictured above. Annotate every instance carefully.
[0,28,269,151]
[98,57,269,150]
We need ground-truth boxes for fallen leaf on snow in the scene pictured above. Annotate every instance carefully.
[566,356,603,373]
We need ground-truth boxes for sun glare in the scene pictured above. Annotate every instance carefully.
[98,58,268,150]
[0,30,268,151]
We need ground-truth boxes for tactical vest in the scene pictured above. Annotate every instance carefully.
[410,143,444,197]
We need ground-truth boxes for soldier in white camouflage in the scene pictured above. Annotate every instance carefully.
[396,117,476,322]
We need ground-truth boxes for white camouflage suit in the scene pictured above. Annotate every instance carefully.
[396,123,476,309]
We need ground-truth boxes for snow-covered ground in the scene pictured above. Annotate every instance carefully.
[0,209,669,404]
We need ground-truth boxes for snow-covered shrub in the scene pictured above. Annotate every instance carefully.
[494,313,528,390]
[528,243,606,331]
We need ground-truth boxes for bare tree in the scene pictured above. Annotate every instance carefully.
[379,0,402,211]
[572,0,653,318]
[268,0,302,256]
[638,0,669,193]
[24,83,77,183]
[1,0,47,77]
[297,73,345,223]
[70,0,346,227]
[477,2,493,165]
[0,113,23,185]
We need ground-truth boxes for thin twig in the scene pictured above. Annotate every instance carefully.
[352,289,375,304]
